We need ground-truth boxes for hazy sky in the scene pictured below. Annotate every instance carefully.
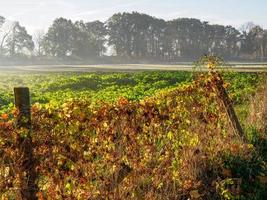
[0,0,266,34]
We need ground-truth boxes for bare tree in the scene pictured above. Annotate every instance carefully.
[239,22,256,34]
[0,20,15,56]
[33,29,45,56]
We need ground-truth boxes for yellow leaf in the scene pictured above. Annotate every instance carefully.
[103,122,108,128]
[185,119,191,124]
[167,131,173,140]
[223,83,230,89]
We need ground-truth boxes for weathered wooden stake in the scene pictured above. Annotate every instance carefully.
[14,87,37,200]
[14,87,31,129]
[214,73,248,143]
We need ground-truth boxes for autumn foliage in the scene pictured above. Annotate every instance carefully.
[0,72,265,199]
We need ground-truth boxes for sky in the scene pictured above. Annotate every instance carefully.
[0,0,266,34]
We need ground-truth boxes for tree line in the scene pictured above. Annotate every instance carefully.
[0,12,267,62]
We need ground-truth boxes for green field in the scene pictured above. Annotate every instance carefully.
[0,70,262,112]
[0,71,191,110]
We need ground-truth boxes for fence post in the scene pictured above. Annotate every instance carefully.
[14,87,37,200]
[14,87,31,129]
[213,73,248,143]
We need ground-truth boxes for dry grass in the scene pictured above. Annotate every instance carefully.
[248,76,267,132]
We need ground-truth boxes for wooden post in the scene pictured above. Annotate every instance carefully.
[14,87,37,200]
[14,87,31,129]
[213,73,248,143]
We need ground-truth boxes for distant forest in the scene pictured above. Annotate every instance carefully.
[0,12,267,64]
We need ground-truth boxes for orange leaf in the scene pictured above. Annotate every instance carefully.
[1,114,8,120]
[118,98,129,106]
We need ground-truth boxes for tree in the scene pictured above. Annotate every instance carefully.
[33,30,45,56]
[0,16,9,56]
[249,26,265,59]
[43,18,76,57]
[240,22,256,56]
[264,30,267,58]
[106,13,131,56]
[5,21,34,56]
[240,22,256,34]
[106,12,245,61]
[1,12,265,61]
[107,12,166,59]
[169,18,207,59]
[0,16,5,56]
[85,21,106,56]
[0,16,4,28]
[224,26,241,58]
[73,20,106,58]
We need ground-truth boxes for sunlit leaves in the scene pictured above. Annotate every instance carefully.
[0,71,263,199]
